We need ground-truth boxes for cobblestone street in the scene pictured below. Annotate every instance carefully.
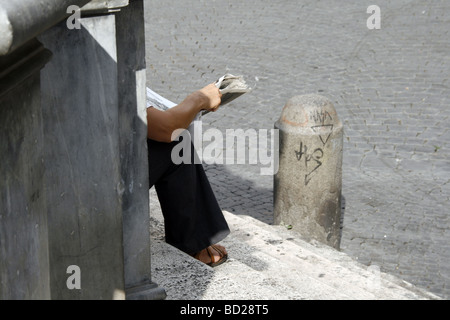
[145,0,450,299]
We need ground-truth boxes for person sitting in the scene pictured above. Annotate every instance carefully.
[146,83,229,267]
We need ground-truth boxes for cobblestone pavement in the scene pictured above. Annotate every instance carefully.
[144,0,450,299]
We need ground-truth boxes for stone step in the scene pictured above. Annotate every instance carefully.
[221,211,439,300]
[150,208,440,300]
[152,238,300,300]
[231,212,439,298]
[151,238,354,300]
[151,217,311,299]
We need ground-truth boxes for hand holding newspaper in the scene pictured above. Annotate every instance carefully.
[207,74,251,113]
[146,74,251,115]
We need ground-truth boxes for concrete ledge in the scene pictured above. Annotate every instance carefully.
[0,39,52,97]
[81,0,129,15]
[0,0,91,55]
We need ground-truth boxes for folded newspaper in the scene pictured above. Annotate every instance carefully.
[146,74,251,115]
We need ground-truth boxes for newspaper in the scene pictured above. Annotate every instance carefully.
[146,74,251,115]
[209,73,251,112]
[146,87,177,111]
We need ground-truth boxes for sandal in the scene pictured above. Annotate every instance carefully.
[193,245,228,267]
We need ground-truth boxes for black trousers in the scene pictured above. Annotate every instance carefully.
[148,138,230,255]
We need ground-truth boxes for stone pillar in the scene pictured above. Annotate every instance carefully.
[274,94,343,249]
[0,39,52,300]
[39,13,126,299]
[115,0,166,300]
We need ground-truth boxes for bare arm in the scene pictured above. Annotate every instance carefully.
[147,83,222,143]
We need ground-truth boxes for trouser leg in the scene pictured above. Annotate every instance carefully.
[148,138,230,255]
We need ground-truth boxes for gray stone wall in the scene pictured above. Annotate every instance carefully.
[39,14,125,300]
[0,40,52,299]
[0,0,164,300]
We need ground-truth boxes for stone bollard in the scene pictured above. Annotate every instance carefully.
[274,94,343,250]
